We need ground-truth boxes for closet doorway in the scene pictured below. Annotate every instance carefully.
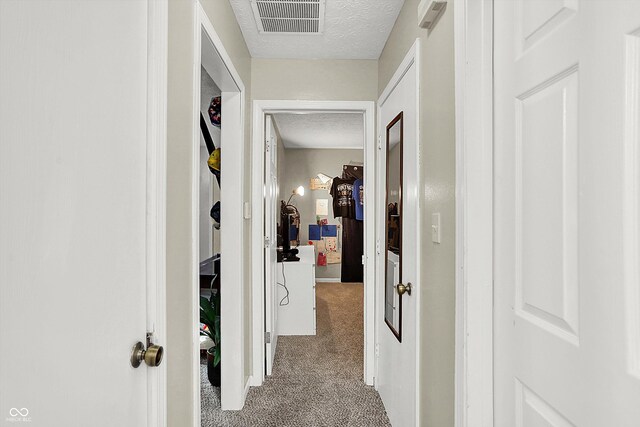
[192,3,247,417]
[251,101,376,387]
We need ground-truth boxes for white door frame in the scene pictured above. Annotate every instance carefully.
[453,0,494,426]
[192,1,247,415]
[147,1,168,425]
[251,100,377,386]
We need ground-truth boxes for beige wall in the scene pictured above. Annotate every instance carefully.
[199,0,255,393]
[280,148,364,279]
[167,0,252,424]
[167,0,455,423]
[378,2,457,426]
[252,59,378,101]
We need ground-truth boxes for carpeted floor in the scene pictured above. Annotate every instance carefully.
[201,282,391,427]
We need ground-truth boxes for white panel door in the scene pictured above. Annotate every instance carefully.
[264,116,279,375]
[0,1,162,426]
[377,59,419,426]
[494,1,640,425]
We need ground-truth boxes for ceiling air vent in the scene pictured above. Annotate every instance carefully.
[250,0,326,35]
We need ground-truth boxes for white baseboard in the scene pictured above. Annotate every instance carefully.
[244,376,253,399]
[315,277,341,283]
[248,375,262,387]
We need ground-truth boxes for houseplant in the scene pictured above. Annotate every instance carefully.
[200,292,220,387]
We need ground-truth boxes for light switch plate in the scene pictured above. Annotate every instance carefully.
[431,213,441,243]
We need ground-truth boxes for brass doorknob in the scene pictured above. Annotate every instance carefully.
[130,341,164,368]
[397,282,412,296]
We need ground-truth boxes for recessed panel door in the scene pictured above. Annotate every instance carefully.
[494,1,640,425]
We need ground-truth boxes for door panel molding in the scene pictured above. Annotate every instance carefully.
[515,380,576,427]
[514,67,579,346]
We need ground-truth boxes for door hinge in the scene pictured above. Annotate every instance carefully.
[265,141,270,152]
[264,236,270,247]
[376,239,381,255]
[265,331,271,343]
[377,135,382,150]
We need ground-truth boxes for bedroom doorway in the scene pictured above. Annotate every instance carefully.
[251,101,377,389]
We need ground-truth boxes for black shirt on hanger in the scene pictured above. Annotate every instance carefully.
[330,177,356,218]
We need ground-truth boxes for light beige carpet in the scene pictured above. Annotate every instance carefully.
[201,282,391,426]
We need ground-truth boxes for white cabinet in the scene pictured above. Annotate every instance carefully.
[276,258,316,336]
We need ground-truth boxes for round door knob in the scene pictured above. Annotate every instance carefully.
[396,282,412,296]
[130,341,164,368]
[144,344,164,367]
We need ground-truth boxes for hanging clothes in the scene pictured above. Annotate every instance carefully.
[341,217,363,282]
[329,177,356,218]
[339,164,364,282]
[352,178,364,221]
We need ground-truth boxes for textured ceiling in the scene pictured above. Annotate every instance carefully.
[272,113,364,149]
[229,0,404,59]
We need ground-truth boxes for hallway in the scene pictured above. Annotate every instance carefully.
[201,282,390,426]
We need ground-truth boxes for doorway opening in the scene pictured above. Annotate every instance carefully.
[267,111,366,369]
[193,3,247,422]
[250,101,378,416]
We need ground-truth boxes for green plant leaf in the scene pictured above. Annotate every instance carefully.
[214,345,221,366]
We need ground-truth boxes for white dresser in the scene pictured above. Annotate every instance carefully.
[277,245,316,335]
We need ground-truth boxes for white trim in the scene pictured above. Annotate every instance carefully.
[624,29,640,380]
[454,0,494,426]
[413,39,422,427]
[376,38,421,426]
[191,9,202,424]
[362,99,377,387]
[315,278,342,283]
[145,1,168,426]
[192,2,247,419]
[252,100,377,387]
[244,377,253,400]
[378,41,419,108]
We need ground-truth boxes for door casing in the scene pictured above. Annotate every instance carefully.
[191,2,247,416]
[251,100,376,386]
[453,0,494,426]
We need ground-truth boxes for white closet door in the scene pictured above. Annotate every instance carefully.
[264,115,279,375]
[493,1,640,425]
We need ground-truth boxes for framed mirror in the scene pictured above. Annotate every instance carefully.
[384,112,403,341]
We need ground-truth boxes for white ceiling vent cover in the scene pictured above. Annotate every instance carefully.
[250,0,326,35]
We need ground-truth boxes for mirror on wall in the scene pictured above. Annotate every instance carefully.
[384,112,403,341]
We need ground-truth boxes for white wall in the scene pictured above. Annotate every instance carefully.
[378,1,457,426]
